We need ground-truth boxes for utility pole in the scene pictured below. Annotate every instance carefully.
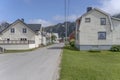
[64,0,69,44]
[65,0,67,43]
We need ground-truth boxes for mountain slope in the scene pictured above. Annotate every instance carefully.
[113,14,120,18]
[44,22,76,38]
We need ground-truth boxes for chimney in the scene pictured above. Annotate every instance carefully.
[87,7,92,12]
[21,18,24,22]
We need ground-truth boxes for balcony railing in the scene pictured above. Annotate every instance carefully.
[0,40,35,45]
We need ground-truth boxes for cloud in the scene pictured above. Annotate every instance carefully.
[53,14,81,22]
[100,0,120,15]
[68,15,81,21]
[29,19,54,27]
[53,15,64,22]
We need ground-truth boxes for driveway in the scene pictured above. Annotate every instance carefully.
[0,43,64,80]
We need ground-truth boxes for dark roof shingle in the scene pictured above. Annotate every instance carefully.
[27,24,42,32]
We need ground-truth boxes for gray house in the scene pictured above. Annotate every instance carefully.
[75,7,120,50]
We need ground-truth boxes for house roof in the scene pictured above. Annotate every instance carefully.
[76,8,117,31]
[27,24,42,32]
[111,17,120,21]
[77,8,111,19]
[0,19,42,34]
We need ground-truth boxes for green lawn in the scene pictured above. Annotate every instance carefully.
[60,46,120,80]
[4,48,36,53]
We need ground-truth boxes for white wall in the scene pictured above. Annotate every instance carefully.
[79,9,112,45]
[0,44,35,50]
[112,19,120,45]
[42,36,47,45]
[0,21,35,41]
[0,21,42,50]
[29,44,36,49]
[35,35,40,47]
[75,21,80,45]
[52,33,59,43]
[39,33,42,45]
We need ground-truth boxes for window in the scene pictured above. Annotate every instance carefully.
[7,38,10,41]
[85,18,91,23]
[11,28,15,33]
[98,32,106,40]
[20,38,27,41]
[23,28,27,33]
[100,18,106,25]
[92,45,98,48]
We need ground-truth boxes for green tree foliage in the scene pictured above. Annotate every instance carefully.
[51,34,57,43]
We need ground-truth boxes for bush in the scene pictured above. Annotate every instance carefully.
[110,45,120,52]
[88,50,101,53]
[69,39,75,47]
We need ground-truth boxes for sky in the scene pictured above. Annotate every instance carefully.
[0,0,120,27]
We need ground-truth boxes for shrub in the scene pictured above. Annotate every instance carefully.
[110,45,120,52]
[88,50,101,53]
[69,39,75,47]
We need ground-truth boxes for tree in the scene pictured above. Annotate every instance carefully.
[51,34,57,43]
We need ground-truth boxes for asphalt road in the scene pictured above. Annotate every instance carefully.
[0,43,64,80]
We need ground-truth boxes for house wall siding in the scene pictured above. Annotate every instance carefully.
[0,44,35,50]
[112,19,120,45]
[35,35,40,47]
[75,22,80,45]
[42,36,47,45]
[0,22,35,41]
[76,44,112,50]
[79,10,112,46]
[0,21,43,50]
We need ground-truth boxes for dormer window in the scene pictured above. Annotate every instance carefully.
[85,18,91,23]
[101,18,106,25]
[23,28,27,33]
[11,28,15,33]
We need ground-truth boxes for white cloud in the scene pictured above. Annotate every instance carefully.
[100,0,120,15]
[68,15,81,21]
[29,19,54,27]
[53,15,64,22]
[53,14,81,22]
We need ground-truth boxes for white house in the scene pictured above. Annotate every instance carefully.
[46,32,52,44]
[41,36,47,45]
[75,7,120,50]
[0,19,42,50]
[41,32,59,45]
[41,32,52,45]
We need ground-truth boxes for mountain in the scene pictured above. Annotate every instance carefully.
[113,14,120,18]
[0,22,9,32]
[44,22,76,38]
